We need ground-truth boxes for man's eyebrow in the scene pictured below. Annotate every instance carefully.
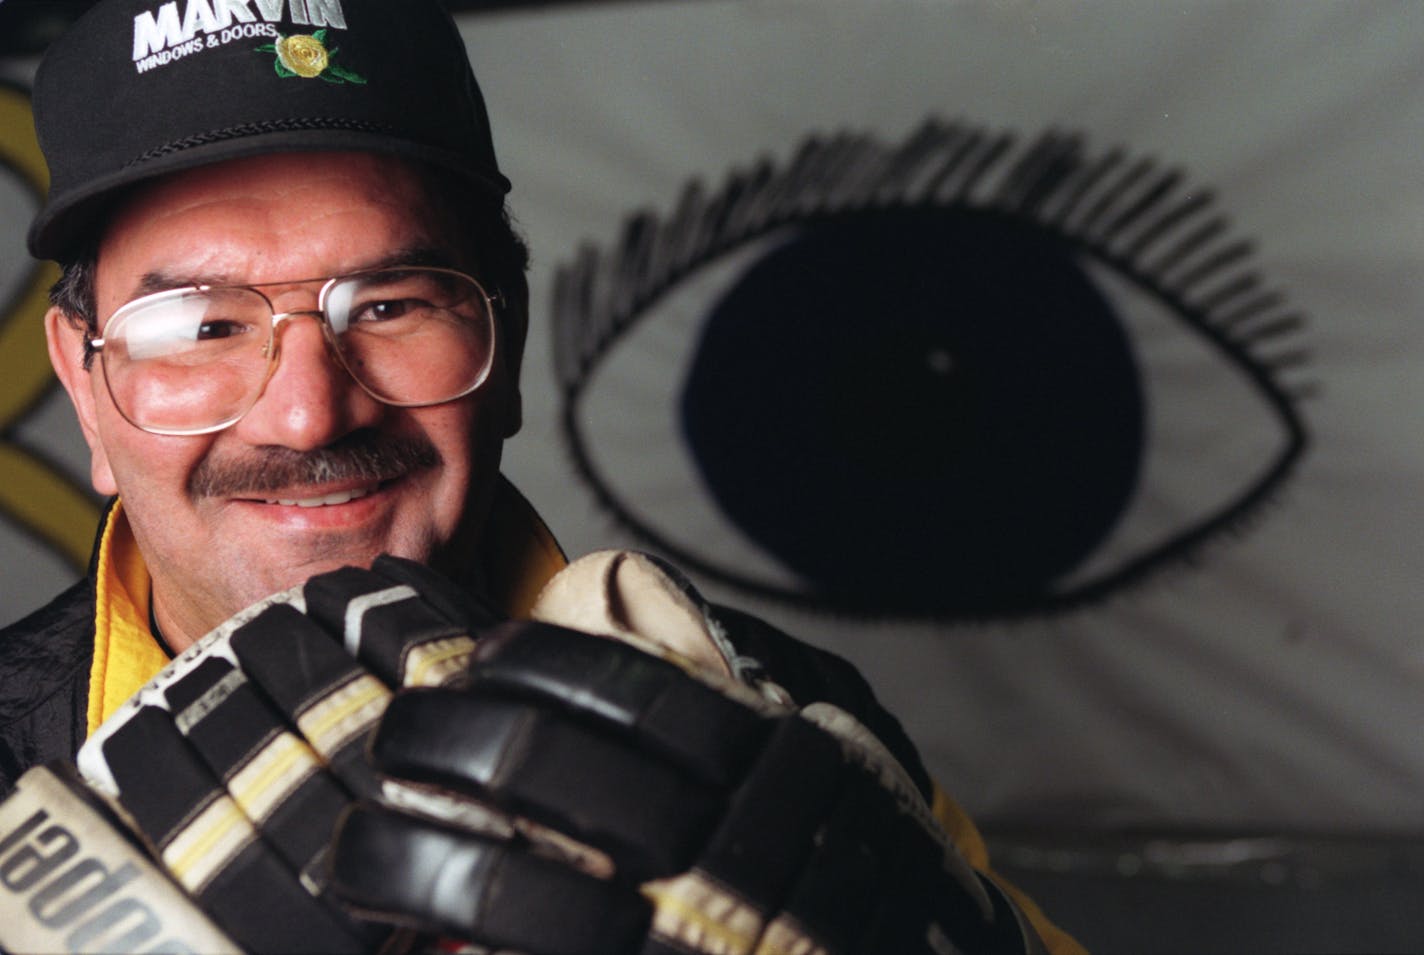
[128,247,463,299]
[132,268,225,299]
[360,246,463,272]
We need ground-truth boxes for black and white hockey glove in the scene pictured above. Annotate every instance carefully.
[0,554,1045,955]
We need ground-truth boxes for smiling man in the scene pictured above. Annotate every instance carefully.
[50,152,520,649]
[0,1,1080,953]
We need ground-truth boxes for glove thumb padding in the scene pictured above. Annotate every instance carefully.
[529,549,742,683]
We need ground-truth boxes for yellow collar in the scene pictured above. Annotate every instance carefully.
[86,477,567,735]
[86,499,168,735]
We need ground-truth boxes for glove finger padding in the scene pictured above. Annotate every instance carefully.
[333,807,651,955]
[159,655,348,886]
[366,686,724,881]
[227,604,392,801]
[335,619,1038,955]
[366,621,778,879]
[464,621,777,788]
[301,556,497,690]
[74,556,504,954]
[89,675,374,953]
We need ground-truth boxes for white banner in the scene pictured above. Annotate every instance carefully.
[477,0,1424,832]
[2,1,1421,834]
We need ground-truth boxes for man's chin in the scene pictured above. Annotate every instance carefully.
[253,555,383,597]
[240,541,446,602]
[155,529,453,647]
[214,555,381,623]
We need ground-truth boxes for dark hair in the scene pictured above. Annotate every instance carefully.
[49,232,100,366]
[50,161,531,370]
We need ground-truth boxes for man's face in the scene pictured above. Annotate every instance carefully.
[47,152,521,649]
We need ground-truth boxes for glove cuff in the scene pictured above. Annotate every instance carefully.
[0,764,240,954]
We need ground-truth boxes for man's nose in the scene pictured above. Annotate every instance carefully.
[230,311,385,452]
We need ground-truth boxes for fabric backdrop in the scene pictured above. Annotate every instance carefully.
[1,0,1420,835]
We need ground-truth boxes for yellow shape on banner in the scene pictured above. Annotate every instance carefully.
[0,83,98,568]
[0,445,96,564]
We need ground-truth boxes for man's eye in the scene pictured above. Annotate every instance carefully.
[195,320,250,341]
[353,299,427,322]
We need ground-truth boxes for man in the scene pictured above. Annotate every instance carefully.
[1,1,1081,952]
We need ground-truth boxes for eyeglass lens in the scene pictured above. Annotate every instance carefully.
[99,269,495,435]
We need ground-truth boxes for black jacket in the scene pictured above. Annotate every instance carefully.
[0,576,96,790]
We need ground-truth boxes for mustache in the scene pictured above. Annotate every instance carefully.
[188,431,442,498]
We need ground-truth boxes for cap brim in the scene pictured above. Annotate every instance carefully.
[29,130,512,262]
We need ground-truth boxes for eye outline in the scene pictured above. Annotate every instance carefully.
[551,119,1313,621]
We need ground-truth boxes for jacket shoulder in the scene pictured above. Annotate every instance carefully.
[0,579,96,793]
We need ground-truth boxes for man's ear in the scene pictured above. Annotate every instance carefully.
[45,306,117,496]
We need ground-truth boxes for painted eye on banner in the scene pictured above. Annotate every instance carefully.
[553,121,1312,621]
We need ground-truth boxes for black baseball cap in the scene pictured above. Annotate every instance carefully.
[28,0,511,261]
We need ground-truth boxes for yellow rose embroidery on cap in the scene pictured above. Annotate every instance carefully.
[256,30,365,84]
[278,34,328,77]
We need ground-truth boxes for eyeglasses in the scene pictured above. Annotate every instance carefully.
[89,267,498,435]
